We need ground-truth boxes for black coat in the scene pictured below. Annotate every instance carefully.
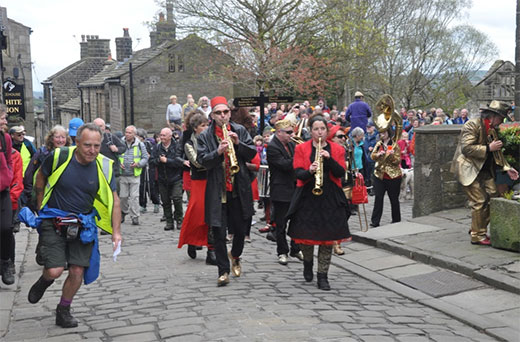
[197,121,257,227]
[266,135,296,202]
[150,138,184,184]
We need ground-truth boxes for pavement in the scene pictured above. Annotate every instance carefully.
[0,194,519,341]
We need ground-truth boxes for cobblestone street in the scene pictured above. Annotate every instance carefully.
[1,196,505,342]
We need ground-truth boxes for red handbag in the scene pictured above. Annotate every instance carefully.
[351,173,368,204]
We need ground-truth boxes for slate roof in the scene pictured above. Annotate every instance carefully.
[59,96,80,112]
[43,57,108,107]
[79,41,171,87]
[79,34,233,87]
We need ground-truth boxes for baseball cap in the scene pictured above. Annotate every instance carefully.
[68,117,84,137]
[9,126,25,134]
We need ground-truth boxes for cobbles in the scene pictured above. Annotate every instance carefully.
[0,197,511,341]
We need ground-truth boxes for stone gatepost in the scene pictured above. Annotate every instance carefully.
[413,125,466,217]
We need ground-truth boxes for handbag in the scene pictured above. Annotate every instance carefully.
[351,173,368,204]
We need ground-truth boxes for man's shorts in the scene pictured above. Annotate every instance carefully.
[38,219,93,269]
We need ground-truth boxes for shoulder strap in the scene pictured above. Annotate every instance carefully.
[0,133,7,160]
[51,147,75,173]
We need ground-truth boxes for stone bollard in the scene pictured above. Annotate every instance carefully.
[490,197,520,252]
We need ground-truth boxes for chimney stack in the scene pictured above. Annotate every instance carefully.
[80,34,111,59]
[115,28,132,62]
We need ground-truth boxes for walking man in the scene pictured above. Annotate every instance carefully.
[29,123,122,328]
[151,127,184,230]
[266,119,302,265]
[119,125,149,225]
[197,96,256,286]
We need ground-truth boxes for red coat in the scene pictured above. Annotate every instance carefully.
[293,139,344,189]
[10,149,24,209]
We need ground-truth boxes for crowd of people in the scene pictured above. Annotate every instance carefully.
[0,91,517,328]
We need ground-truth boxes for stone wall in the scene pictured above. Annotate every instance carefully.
[2,14,34,139]
[119,37,235,133]
[413,125,466,217]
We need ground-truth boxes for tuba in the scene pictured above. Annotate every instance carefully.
[222,125,240,174]
[312,137,324,196]
[374,94,402,149]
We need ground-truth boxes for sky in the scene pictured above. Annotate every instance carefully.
[3,0,517,93]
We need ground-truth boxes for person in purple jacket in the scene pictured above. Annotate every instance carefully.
[346,91,372,133]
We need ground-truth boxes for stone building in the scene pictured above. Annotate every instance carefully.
[0,6,34,138]
[77,4,238,134]
[474,60,515,107]
[41,35,111,135]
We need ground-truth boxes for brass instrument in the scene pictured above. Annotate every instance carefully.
[487,128,510,170]
[222,125,240,174]
[374,94,402,149]
[312,137,324,196]
[291,118,306,145]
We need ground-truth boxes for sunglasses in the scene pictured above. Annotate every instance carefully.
[213,109,230,116]
[335,134,346,139]
[282,130,294,134]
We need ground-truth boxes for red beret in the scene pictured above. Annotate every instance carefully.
[327,125,344,142]
[211,96,228,109]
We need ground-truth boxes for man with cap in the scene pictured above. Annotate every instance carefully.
[9,125,36,176]
[68,118,84,145]
[197,96,256,286]
[346,91,372,133]
[266,119,302,265]
[451,100,519,245]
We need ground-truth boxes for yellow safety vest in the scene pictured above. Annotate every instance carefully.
[119,145,143,176]
[40,147,114,234]
[20,143,31,176]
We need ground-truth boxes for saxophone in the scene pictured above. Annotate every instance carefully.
[487,128,510,170]
[222,125,240,174]
[312,137,324,196]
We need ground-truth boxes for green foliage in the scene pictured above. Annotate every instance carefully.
[498,123,520,171]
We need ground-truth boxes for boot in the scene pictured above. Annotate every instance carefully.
[333,243,345,255]
[28,275,54,304]
[317,272,331,291]
[55,304,78,328]
[303,260,313,282]
[153,204,160,213]
[187,245,197,259]
[1,259,15,285]
[206,250,217,265]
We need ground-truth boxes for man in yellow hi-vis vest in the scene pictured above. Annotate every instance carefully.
[29,123,122,328]
[120,125,149,225]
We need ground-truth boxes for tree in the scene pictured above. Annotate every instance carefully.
[372,0,497,109]
[161,0,330,95]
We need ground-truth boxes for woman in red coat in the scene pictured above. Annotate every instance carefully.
[287,115,350,290]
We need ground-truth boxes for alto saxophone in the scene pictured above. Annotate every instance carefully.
[222,124,240,174]
[312,137,323,196]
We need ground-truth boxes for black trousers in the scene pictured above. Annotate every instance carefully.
[272,200,300,256]
[212,192,248,276]
[371,176,402,226]
[158,180,183,225]
[0,189,14,261]
[139,167,161,208]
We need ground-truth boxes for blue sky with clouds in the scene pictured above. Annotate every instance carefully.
[4,0,516,93]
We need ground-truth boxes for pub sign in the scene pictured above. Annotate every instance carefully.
[3,80,25,120]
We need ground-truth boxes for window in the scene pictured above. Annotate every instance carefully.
[168,53,175,72]
[110,87,119,109]
[177,55,184,72]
